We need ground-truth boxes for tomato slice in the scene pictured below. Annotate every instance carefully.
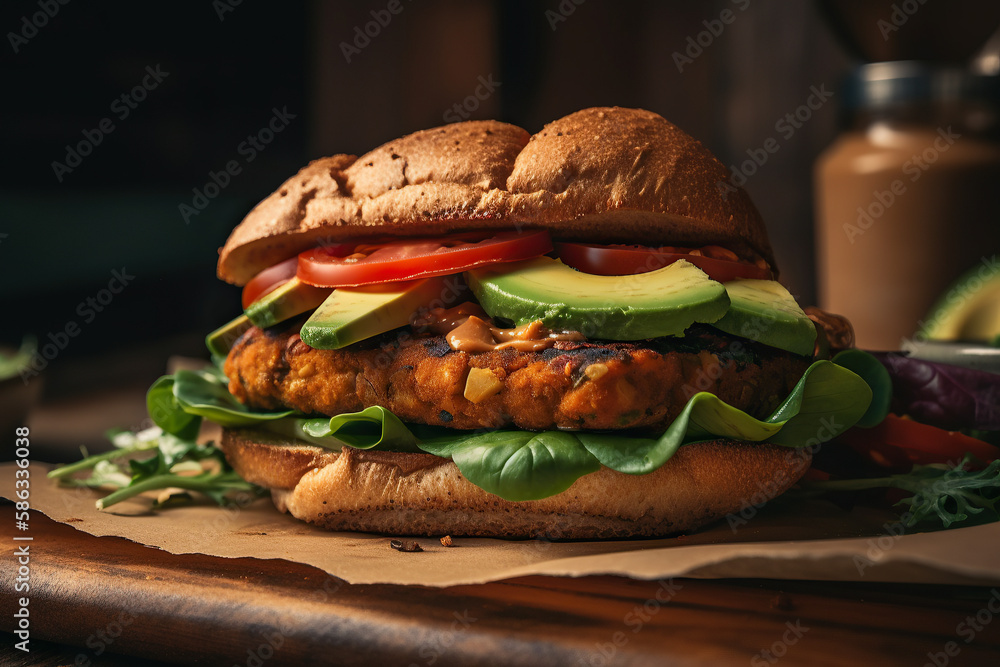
[839,414,999,470]
[242,243,357,307]
[241,257,298,309]
[297,231,553,287]
[554,242,772,282]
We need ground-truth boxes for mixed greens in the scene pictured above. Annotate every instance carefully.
[801,455,1000,530]
[47,427,263,510]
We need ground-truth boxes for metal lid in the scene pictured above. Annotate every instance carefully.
[844,61,1000,109]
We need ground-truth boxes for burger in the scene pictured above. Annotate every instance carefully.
[162,107,872,539]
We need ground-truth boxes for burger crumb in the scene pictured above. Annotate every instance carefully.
[390,539,424,553]
[440,535,454,547]
[771,593,794,611]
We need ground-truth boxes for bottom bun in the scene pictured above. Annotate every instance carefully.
[219,428,811,539]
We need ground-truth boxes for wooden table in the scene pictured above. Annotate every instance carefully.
[3,506,999,666]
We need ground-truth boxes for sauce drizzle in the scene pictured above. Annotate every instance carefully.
[416,303,585,352]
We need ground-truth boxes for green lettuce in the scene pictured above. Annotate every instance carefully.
[294,406,423,452]
[147,356,880,502]
[829,348,892,428]
[147,365,295,440]
[418,430,602,501]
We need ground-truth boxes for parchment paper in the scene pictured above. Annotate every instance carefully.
[5,462,998,587]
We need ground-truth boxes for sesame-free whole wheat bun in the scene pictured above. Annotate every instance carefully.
[220,428,811,539]
[217,107,775,285]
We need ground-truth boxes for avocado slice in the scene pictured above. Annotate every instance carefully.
[205,313,253,358]
[467,257,730,340]
[300,277,450,349]
[711,279,817,356]
[244,277,331,329]
[919,259,1000,342]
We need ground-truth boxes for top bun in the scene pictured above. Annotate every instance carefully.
[217,107,774,285]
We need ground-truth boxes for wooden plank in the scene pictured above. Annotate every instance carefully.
[2,506,999,666]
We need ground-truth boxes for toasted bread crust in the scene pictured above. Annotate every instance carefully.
[217,108,774,285]
[220,428,811,539]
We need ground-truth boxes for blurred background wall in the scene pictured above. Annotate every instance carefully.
[0,0,994,414]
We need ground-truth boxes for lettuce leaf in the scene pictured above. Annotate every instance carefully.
[294,406,422,452]
[147,356,876,502]
[831,348,892,428]
[765,359,874,445]
[577,359,871,475]
[147,375,202,440]
[148,366,295,437]
[419,430,601,501]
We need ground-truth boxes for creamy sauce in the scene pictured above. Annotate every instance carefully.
[805,306,855,351]
[416,303,585,352]
[414,302,489,334]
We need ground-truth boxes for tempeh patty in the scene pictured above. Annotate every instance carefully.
[224,320,810,432]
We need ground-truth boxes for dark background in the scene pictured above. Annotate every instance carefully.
[0,0,995,457]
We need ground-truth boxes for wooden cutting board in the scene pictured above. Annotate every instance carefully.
[3,505,1000,666]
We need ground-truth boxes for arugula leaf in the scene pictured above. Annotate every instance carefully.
[47,427,162,480]
[128,432,204,478]
[419,430,601,501]
[66,460,133,489]
[801,455,1000,529]
[900,459,1000,528]
[49,427,263,510]
[96,468,259,510]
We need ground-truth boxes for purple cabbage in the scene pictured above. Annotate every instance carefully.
[871,352,1000,431]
